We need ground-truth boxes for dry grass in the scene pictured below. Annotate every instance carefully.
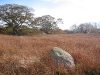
[0,34,100,75]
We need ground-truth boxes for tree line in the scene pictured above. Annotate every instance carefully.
[0,4,63,35]
[0,4,100,35]
[70,22,100,34]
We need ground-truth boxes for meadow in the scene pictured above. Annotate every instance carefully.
[0,34,100,75]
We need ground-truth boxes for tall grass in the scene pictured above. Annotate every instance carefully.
[0,34,100,75]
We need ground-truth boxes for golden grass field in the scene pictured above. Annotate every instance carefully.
[0,34,100,75]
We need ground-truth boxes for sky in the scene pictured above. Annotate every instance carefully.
[0,0,100,30]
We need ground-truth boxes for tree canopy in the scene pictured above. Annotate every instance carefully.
[0,4,64,35]
[34,15,57,34]
[0,4,34,35]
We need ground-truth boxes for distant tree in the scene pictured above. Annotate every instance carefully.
[78,24,86,33]
[70,24,78,33]
[0,4,35,35]
[78,23,98,33]
[34,15,63,34]
[70,22,99,33]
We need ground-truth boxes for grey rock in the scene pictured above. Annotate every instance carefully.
[47,47,75,68]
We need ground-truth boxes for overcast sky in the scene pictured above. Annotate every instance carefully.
[0,0,100,29]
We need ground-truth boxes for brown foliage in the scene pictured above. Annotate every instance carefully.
[0,34,100,75]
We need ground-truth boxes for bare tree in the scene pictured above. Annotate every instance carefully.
[70,24,78,33]
[70,22,99,33]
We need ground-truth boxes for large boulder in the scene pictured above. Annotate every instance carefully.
[47,47,75,68]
